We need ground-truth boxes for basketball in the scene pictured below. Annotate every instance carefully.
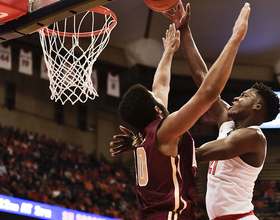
[144,0,179,12]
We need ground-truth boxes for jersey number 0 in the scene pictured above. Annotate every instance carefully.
[135,147,148,186]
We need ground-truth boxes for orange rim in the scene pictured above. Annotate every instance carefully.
[37,6,117,37]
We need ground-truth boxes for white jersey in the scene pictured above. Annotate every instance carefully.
[205,121,266,219]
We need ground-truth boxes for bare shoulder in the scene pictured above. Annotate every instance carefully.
[249,127,266,144]
[232,127,265,140]
[230,127,266,152]
[235,127,266,167]
[241,127,265,139]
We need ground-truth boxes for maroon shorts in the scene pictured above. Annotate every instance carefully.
[144,211,191,220]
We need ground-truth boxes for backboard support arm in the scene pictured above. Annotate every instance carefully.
[0,0,114,43]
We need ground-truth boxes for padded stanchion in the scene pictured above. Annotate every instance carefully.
[0,0,29,23]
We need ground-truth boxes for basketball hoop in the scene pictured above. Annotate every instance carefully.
[37,6,117,105]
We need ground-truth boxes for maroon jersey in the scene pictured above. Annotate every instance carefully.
[133,118,197,220]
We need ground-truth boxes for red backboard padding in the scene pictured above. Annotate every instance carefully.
[0,0,29,23]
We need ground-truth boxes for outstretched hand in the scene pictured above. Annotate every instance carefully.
[232,2,251,42]
[162,23,180,53]
[110,126,135,156]
[163,0,190,30]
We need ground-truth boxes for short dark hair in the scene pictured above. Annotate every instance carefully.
[118,84,168,132]
[252,82,280,122]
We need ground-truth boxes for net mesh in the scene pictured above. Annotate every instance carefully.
[38,6,117,105]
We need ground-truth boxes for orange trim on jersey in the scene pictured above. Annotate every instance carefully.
[171,157,180,212]
[168,211,173,220]
[177,155,182,179]
[176,155,187,214]
[179,196,187,215]
[212,210,254,220]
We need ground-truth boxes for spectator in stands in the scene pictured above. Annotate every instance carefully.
[264,185,275,201]
[254,199,265,214]
[265,197,277,213]
[0,158,7,176]
[28,188,40,201]
[253,181,263,201]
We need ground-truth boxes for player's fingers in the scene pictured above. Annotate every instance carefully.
[166,28,170,36]
[110,140,123,147]
[112,134,127,140]
[110,148,132,156]
[119,125,135,137]
[244,3,251,20]
[176,30,180,39]
[238,2,250,21]
[167,24,175,37]
[171,23,176,31]
[111,151,124,157]
[185,3,190,14]
[111,149,123,156]
[110,145,123,152]
[110,143,131,151]
[176,0,183,10]
[162,12,173,19]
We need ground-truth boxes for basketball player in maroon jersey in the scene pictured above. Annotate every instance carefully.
[112,4,250,220]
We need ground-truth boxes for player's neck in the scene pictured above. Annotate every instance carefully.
[234,117,261,130]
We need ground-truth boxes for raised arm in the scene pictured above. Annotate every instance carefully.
[164,1,207,88]
[152,23,180,108]
[110,24,180,157]
[157,3,251,157]
[164,1,231,126]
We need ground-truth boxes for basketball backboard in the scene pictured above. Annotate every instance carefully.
[0,0,114,43]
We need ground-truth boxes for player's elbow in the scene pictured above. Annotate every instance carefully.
[195,148,209,164]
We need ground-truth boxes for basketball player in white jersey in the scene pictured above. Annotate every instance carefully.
[163,1,280,219]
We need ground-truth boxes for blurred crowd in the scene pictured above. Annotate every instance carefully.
[0,124,137,219]
[0,124,279,220]
[253,179,280,218]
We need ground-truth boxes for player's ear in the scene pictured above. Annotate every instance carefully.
[154,105,162,114]
[254,104,262,111]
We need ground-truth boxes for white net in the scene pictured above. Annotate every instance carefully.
[38,6,117,105]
